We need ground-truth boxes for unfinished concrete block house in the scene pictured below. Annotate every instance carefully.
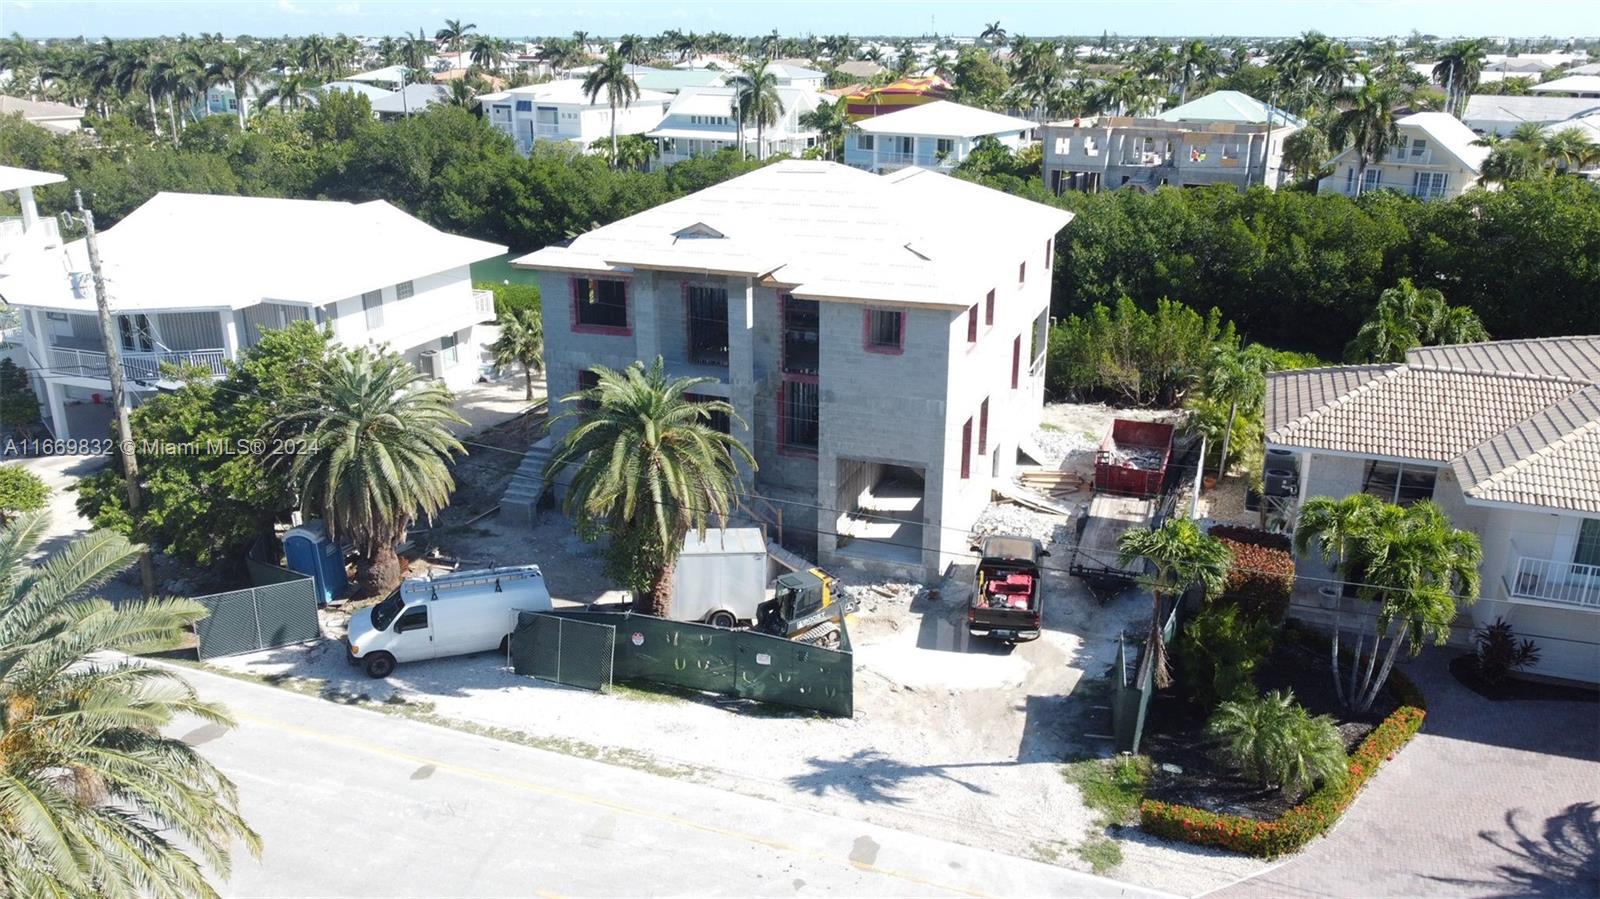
[515,160,1072,580]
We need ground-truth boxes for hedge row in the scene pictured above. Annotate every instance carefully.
[1140,668,1427,857]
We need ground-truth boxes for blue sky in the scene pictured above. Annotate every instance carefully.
[1,0,1595,40]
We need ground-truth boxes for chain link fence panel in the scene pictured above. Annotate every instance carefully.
[192,574,319,660]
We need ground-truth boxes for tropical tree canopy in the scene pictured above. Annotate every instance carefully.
[490,305,545,400]
[0,512,261,897]
[1346,277,1489,363]
[265,348,466,595]
[1117,518,1233,688]
[544,358,753,614]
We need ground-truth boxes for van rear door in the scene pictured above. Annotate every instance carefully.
[389,605,436,662]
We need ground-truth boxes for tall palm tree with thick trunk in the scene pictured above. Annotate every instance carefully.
[730,59,784,161]
[206,45,264,129]
[435,18,477,54]
[1329,66,1406,196]
[0,512,261,896]
[1117,518,1232,689]
[265,349,466,596]
[582,50,640,167]
[1432,38,1486,118]
[545,359,753,616]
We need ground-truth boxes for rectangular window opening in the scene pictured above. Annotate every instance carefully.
[865,308,903,353]
[686,285,730,366]
[572,277,629,332]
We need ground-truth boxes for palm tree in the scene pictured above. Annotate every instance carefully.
[1294,493,1382,706]
[544,359,753,616]
[1432,38,1486,118]
[1340,500,1480,712]
[265,349,466,595]
[981,22,1007,49]
[730,59,784,161]
[435,18,477,54]
[799,98,849,161]
[1328,66,1407,196]
[299,33,334,78]
[582,49,640,167]
[1544,126,1600,173]
[206,44,265,129]
[1176,39,1218,104]
[590,133,659,170]
[1346,277,1489,362]
[617,34,647,65]
[469,34,502,71]
[0,512,261,896]
[259,70,319,111]
[400,30,432,72]
[1200,342,1271,482]
[1116,518,1232,689]
[491,306,544,400]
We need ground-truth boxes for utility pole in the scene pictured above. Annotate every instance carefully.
[76,190,155,597]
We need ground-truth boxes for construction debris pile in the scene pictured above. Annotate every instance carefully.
[1029,428,1095,466]
[971,504,1070,548]
[1100,442,1167,471]
[840,580,924,615]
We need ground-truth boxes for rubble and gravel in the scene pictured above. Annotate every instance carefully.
[1028,427,1095,467]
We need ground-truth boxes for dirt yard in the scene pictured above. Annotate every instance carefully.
[207,401,1266,895]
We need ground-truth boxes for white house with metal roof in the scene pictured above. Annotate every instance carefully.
[1530,75,1600,98]
[1266,336,1600,685]
[647,86,831,168]
[1317,112,1489,201]
[0,186,505,439]
[844,100,1037,174]
[1040,90,1301,193]
[480,79,673,156]
[1463,94,1600,137]
[512,160,1073,580]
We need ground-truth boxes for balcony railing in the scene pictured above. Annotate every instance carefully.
[47,345,229,381]
[1505,554,1600,609]
[472,289,496,317]
[534,122,562,136]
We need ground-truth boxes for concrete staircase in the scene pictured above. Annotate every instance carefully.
[500,436,554,529]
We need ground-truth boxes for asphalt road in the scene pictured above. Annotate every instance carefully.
[171,664,1173,899]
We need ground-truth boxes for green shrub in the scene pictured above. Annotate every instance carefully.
[1473,617,1541,686]
[1045,297,1236,406]
[0,466,50,523]
[1205,690,1347,795]
[1142,702,1424,856]
[477,281,541,317]
[1062,755,1151,826]
[1177,604,1273,708]
[0,359,41,428]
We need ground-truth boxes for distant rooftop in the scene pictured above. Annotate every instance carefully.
[1154,90,1305,127]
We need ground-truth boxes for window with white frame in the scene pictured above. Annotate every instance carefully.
[396,280,415,300]
[935,138,954,155]
[440,332,459,365]
[1410,138,1428,160]
[1412,171,1448,198]
[362,290,384,329]
[858,134,874,150]
[1361,168,1381,191]
[895,136,913,155]
[1576,519,1600,569]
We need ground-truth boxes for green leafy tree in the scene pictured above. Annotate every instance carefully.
[1117,518,1233,689]
[75,323,333,567]
[0,465,49,524]
[544,359,753,615]
[491,306,544,400]
[1206,690,1347,794]
[581,50,640,167]
[1177,603,1273,708]
[265,348,466,595]
[798,98,849,161]
[588,133,658,171]
[0,358,41,429]
[1197,342,1271,481]
[0,512,261,896]
[949,48,1010,110]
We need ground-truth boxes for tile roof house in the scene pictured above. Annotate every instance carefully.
[1266,336,1600,684]
[513,160,1072,581]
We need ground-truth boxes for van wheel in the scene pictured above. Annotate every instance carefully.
[708,610,738,629]
[363,652,396,679]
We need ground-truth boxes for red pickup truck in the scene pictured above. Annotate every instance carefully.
[968,535,1048,643]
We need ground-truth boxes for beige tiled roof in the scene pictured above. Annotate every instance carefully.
[1452,387,1600,513]
[1266,336,1600,513]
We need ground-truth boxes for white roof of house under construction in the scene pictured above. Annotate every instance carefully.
[0,192,505,314]
[512,160,1072,308]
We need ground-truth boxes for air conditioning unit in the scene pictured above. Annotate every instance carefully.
[418,349,445,380]
[1264,467,1299,498]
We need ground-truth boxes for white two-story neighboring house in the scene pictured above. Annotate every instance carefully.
[845,100,1037,174]
[1266,337,1600,685]
[514,161,1072,581]
[648,86,832,168]
[1317,112,1489,201]
[0,183,505,440]
[482,79,673,155]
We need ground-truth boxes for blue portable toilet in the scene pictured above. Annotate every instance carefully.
[283,520,348,606]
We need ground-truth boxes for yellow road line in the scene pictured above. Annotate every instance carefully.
[233,709,992,898]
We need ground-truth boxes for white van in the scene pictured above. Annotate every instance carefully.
[345,565,553,678]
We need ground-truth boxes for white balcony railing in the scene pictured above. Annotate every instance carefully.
[472,289,496,318]
[534,122,562,136]
[1506,554,1600,609]
[46,345,229,381]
